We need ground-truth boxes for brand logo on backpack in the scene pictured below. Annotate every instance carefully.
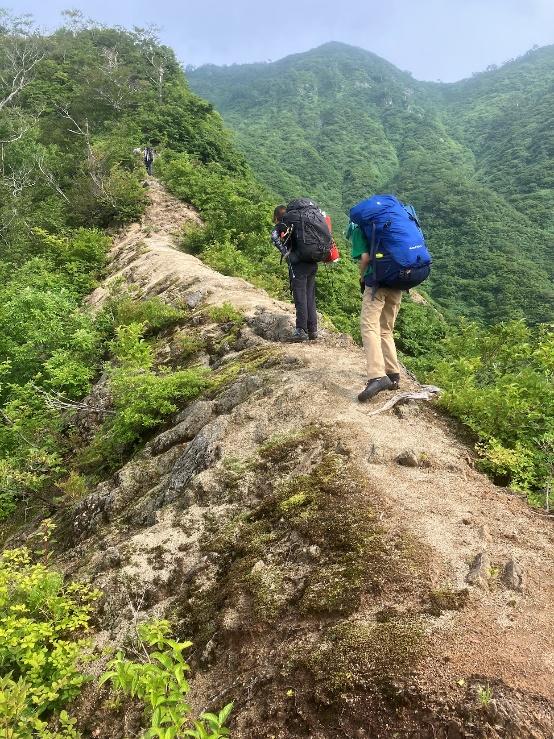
[350,194,432,291]
[282,198,333,264]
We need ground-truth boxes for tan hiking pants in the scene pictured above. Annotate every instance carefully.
[360,287,402,379]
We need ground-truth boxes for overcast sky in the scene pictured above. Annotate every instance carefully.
[11,0,554,82]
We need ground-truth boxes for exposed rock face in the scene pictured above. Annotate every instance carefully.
[53,182,554,739]
[150,400,215,455]
[247,307,295,342]
[72,485,115,539]
[213,374,263,414]
[163,416,229,504]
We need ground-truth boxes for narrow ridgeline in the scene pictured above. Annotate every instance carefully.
[52,181,554,738]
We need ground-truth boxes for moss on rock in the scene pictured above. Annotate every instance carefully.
[187,423,431,691]
[256,424,321,467]
[246,561,288,622]
[300,557,366,615]
[209,345,279,392]
[300,617,426,696]
[428,587,470,616]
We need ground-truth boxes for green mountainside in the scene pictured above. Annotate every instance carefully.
[438,45,554,230]
[189,42,554,324]
[0,17,552,734]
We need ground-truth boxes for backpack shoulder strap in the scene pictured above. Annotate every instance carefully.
[403,203,421,228]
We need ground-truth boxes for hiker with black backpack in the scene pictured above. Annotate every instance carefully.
[348,194,432,402]
[271,199,334,342]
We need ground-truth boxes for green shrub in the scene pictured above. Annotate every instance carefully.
[206,303,244,326]
[80,323,211,471]
[108,364,210,446]
[42,350,98,398]
[0,387,67,515]
[100,620,232,739]
[0,548,99,737]
[108,295,185,332]
[101,166,148,225]
[394,297,448,361]
[70,166,148,228]
[0,462,35,521]
[176,333,205,361]
[426,320,554,501]
[55,472,89,504]
[0,257,105,394]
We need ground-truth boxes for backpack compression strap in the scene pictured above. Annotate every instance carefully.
[369,223,378,299]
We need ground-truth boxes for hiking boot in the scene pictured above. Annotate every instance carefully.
[308,331,319,341]
[387,373,400,390]
[289,329,309,343]
[358,376,393,402]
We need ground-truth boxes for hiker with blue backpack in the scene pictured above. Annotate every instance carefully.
[347,194,432,402]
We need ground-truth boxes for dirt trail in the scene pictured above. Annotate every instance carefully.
[80,181,553,736]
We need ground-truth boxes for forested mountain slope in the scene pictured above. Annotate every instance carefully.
[436,45,554,232]
[189,42,554,324]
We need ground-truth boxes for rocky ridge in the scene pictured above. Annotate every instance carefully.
[54,181,553,737]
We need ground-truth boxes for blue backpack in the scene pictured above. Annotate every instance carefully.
[349,194,432,292]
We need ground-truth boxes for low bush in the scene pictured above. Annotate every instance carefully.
[0,548,99,737]
[79,323,211,472]
[207,303,244,326]
[420,320,553,503]
[107,294,185,333]
[101,620,232,738]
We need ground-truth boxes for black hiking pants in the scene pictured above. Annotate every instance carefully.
[290,261,318,333]
[145,159,153,175]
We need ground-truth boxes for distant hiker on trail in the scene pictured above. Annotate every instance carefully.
[348,194,432,402]
[271,199,335,342]
[143,146,155,175]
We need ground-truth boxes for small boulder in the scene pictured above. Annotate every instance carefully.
[96,546,122,572]
[466,551,491,588]
[201,637,217,665]
[306,545,321,561]
[395,449,419,467]
[247,307,295,342]
[502,556,524,592]
[184,289,206,309]
[251,560,266,575]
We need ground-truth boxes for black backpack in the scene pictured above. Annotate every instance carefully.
[282,198,332,263]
